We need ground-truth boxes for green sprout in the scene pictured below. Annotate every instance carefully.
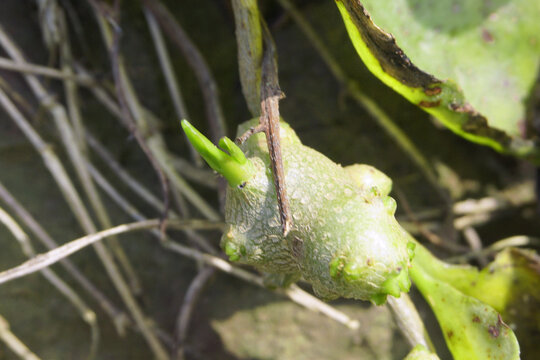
[181,120,255,187]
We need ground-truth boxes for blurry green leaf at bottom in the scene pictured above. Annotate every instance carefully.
[335,0,540,160]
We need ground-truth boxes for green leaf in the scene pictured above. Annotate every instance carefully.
[410,258,521,360]
[335,0,540,160]
[415,245,540,358]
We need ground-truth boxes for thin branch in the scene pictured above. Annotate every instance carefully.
[143,6,202,167]
[0,56,91,84]
[0,218,222,286]
[0,315,41,360]
[141,0,227,142]
[86,160,219,254]
[0,206,99,360]
[387,295,434,352]
[174,267,216,359]
[231,0,263,116]
[279,284,360,330]
[0,180,129,334]
[258,27,291,236]
[236,25,292,236]
[0,78,166,359]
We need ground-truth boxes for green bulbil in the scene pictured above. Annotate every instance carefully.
[184,119,414,303]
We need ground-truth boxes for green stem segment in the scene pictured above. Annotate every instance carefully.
[181,120,255,187]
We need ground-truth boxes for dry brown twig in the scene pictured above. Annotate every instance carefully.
[236,24,293,236]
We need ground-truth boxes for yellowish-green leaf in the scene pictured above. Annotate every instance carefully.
[414,245,540,358]
[410,257,520,360]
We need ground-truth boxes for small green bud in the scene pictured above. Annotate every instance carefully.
[181,120,255,187]
[370,293,388,306]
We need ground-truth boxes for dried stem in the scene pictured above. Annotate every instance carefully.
[0,181,129,334]
[0,80,166,359]
[0,218,223,286]
[0,206,99,360]
[143,7,202,166]
[86,160,218,254]
[86,3,220,221]
[0,56,91,83]
[231,0,263,116]
[141,0,227,143]
[235,24,292,236]
[387,295,434,352]
[0,315,41,360]
[258,27,292,236]
[174,267,216,359]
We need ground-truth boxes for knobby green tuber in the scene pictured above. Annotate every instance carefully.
[181,119,521,359]
[182,119,414,304]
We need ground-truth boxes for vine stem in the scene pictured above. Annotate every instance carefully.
[143,7,201,166]
[0,315,41,360]
[87,1,221,221]
[0,206,99,360]
[387,295,434,351]
[0,181,130,335]
[0,80,167,360]
[0,219,223,285]
[0,56,90,83]
[141,0,226,143]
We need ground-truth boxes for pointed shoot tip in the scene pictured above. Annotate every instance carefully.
[181,120,254,187]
